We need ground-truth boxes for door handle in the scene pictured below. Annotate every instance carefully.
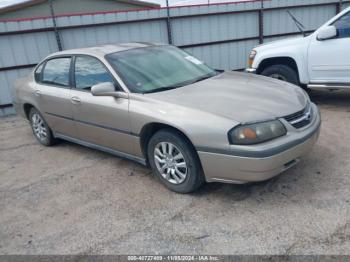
[34,90,42,97]
[71,96,81,104]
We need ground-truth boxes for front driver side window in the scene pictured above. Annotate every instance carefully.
[333,11,350,38]
[74,56,115,91]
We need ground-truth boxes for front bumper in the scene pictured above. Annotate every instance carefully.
[245,68,257,74]
[198,104,321,184]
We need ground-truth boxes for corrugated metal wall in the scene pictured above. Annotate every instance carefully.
[0,0,349,115]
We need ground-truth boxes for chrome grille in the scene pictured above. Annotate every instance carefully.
[284,103,312,129]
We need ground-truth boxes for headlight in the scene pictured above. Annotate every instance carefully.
[248,50,257,68]
[228,120,287,145]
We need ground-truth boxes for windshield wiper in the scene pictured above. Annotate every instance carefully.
[190,73,217,84]
[142,72,219,94]
[142,84,184,94]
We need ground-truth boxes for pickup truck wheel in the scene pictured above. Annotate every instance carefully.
[147,129,204,194]
[261,64,299,86]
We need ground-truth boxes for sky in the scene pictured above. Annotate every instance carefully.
[0,0,247,9]
[150,0,249,6]
[0,0,26,8]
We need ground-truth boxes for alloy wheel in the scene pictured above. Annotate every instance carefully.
[31,113,47,141]
[154,142,188,184]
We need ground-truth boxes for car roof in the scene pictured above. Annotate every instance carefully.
[47,42,163,58]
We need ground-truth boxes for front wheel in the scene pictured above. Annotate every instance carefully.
[261,64,299,86]
[147,129,204,193]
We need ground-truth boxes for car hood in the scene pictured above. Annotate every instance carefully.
[255,35,308,52]
[145,71,308,123]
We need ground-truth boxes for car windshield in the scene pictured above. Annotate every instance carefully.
[106,45,218,93]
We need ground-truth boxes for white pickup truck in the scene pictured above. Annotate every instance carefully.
[246,7,350,89]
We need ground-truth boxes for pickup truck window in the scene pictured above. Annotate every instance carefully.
[333,11,350,38]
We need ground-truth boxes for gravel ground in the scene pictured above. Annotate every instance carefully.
[0,89,349,255]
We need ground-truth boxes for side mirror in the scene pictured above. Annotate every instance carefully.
[317,26,337,41]
[91,82,128,99]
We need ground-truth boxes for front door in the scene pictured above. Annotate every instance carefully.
[70,55,134,155]
[34,56,76,137]
[308,11,350,84]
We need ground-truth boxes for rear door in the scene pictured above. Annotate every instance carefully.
[70,55,134,155]
[308,11,350,84]
[34,56,76,137]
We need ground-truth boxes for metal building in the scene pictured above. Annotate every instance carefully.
[0,0,349,116]
[0,0,160,20]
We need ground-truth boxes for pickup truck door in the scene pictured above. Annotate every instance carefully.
[308,11,350,85]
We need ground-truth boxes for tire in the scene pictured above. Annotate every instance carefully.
[261,64,299,86]
[29,108,57,146]
[147,129,204,193]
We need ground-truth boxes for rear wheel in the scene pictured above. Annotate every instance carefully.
[147,129,204,193]
[261,64,299,86]
[29,108,56,146]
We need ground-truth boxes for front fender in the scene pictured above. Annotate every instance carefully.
[128,95,238,152]
[252,37,311,84]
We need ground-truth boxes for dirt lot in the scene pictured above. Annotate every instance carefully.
[0,89,349,255]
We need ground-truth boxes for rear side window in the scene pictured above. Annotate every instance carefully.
[42,58,71,87]
[333,11,350,38]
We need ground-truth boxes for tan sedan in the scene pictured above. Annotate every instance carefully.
[13,43,321,193]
